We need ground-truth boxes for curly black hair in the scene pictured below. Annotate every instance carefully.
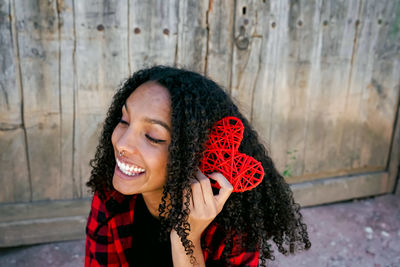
[87,65,311,265]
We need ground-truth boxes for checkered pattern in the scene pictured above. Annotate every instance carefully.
[85,190,259,266]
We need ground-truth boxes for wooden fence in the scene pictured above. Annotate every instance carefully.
[0,0,399,246]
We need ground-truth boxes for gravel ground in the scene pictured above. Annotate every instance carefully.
[0,194,399,267]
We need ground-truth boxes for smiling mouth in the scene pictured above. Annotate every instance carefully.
[116,158,146,176]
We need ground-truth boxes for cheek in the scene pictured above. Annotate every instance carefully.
[159,149,170,175]
[148,148,169,174]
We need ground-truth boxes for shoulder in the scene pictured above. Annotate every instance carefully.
[86,190,137,242]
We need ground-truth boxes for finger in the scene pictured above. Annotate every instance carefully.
[196,169,214,206]
[208,172,233,209]
[190,178,203,209]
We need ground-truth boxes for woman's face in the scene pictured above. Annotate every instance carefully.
[111,81,171,196]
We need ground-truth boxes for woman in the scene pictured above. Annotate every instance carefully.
[85,66,311,266]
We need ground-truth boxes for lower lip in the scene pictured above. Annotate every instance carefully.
[114,165,145,181]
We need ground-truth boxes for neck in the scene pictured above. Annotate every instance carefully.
[141,191,164,219]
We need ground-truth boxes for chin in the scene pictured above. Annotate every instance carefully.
[112,177,137,195]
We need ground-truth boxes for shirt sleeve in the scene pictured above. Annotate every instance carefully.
[203,224,260,267]
[85,192,120,267]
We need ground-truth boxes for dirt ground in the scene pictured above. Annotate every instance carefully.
[0,194,399,267]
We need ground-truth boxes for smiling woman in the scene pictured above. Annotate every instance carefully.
[111,82,171,201]
[85,66,311,267]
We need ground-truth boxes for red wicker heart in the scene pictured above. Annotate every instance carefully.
[199,116,264,192]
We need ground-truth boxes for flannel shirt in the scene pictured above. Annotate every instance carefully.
[85,190,259,266]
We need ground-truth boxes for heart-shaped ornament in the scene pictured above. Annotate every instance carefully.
[199,117,264,192]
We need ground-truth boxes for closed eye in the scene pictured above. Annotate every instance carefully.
[119,119,129,125]
[145,134,166,144]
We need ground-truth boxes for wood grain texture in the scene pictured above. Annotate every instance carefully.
[129,0,178,72]
[0,0,30,203]
[251,0,288,154]
[74,0,129,197]
[57,0,76,199]
[0,197,90,247]
[300,0,361,179]
[14,0,62,201]
[0,215,87,247]
[0,198,91,223]
[0,0,399,211]
[231,0,265,119]
[253,0,321,179]
[291,172,388,207]
[205,0,234,89]
[251,0,400,185]
[175,0,208,73]
[339,0,400,175]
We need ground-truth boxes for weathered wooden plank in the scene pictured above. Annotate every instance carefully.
[56,0,76,199]
[352,0,400,169]
[300,0,362,179]
[129,0,178,72]
[74,0,129,197]
[339,1,399,174]
[253,0,322,178]
[0,0,30,203]
[0,198,91,223]
[175,0,208,73]
[291,171,389,207]
[0,197,89,247]
[0,130,31,203]
[230,0,265,119]
[328,0,400,180]
[0,215,87,247]
[250,0,287,152]
[14,0,62,201]
[205,0,234,89]
[252,0,400,184]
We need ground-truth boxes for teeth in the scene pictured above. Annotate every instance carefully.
[116,159,145,176]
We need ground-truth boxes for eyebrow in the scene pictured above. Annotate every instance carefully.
[124,103,171,133]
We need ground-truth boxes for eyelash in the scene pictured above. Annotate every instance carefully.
[145,134,166,144]
[119,119,128,125]
[119,119,166,144]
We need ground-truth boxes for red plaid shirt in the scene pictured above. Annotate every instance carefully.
[85,190,259,266]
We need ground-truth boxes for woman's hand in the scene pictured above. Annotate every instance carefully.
[171,170,233,266]
[186,170,233,240]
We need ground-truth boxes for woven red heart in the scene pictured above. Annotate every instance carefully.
[199,116,264,192]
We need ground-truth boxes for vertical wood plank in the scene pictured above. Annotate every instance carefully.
[129,0,178,72]
[74,0,129,197]
[251,0,288,155]
[301,0,361,178]
[57,0,76,198]
[352,0,400,169]
[252,0,322,179]
[0,0,30,203]
[175,0,208,73]
[14,0,62,200]
[252,0,400,183]
[205,0,235,89]
[231,0,266,119]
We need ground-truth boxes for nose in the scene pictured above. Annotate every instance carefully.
[115,127,138,156]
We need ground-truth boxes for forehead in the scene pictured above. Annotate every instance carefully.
[125,81,171,118]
